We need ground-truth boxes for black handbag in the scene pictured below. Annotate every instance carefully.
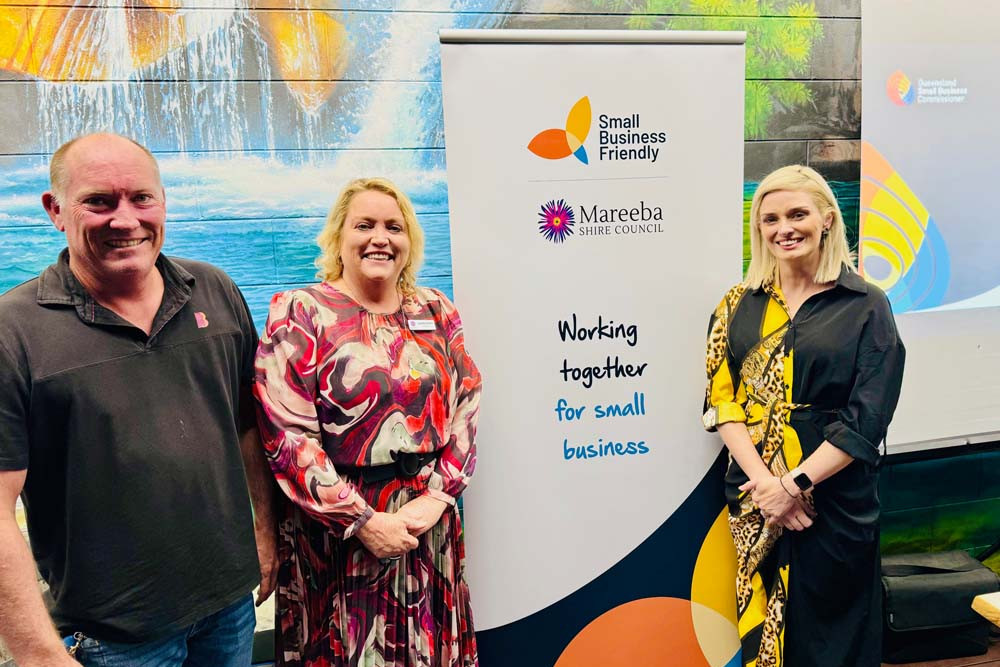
[881,549,1000,663]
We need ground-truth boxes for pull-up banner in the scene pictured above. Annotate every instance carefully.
[441,29,745,666]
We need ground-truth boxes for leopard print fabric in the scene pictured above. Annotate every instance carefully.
[705,282,805,667]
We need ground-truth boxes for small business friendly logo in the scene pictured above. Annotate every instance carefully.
[538,199,575,243]
[528,96,668,165]
[528,96,591,164]
[886,70,916,106]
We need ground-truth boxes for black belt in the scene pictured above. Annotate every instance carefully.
[788,406,840,423]
[338,450,441,484]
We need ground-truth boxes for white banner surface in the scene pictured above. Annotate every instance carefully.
[441,30,745,638]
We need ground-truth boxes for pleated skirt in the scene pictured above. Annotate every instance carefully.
[274,472,478,667]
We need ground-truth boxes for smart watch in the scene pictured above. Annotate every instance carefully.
[788,467,814,492]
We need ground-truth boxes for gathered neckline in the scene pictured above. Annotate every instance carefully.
[320,282,416,316]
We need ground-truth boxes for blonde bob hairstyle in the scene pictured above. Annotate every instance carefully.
[744,164,856,289]
[315,177,425,295]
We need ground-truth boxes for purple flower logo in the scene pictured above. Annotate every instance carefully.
[538,199,575,243]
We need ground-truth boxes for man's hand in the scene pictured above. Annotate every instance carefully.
[395,495,448,538]
[253,519,279,606]
[236,422,280,606]
[0,470,79,667]
[357,512,419,559]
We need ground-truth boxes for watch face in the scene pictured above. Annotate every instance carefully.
[793,471,813,491]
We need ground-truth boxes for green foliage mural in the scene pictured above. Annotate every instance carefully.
[600,0,824,138]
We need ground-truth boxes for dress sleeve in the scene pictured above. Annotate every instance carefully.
[253,290,373,538]
[822,293,906,466]
[424,290,482,506]
[703,287,749,432]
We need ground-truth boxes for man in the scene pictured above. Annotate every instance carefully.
[0,133,276,666]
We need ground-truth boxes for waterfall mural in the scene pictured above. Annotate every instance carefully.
[0,1,513,326]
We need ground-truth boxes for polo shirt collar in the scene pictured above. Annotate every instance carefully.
[36,249,196,328]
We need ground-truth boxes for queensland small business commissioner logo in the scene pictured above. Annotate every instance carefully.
[536,198,665,244]
[527,95,668,165]
[887,69,967,105]
[886,70,916,106]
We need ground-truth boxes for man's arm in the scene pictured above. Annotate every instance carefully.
[0,470,76,666]
[238,415,279,606]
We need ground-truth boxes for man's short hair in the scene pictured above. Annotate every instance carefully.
[49,133,161,203]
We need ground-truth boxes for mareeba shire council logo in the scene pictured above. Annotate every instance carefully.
[538,199,575,243]
[886,70,915,106]
[527,96,591,164]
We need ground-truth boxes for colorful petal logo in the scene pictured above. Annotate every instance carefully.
[886,70,916,106]
[528,96,592,164]
[538,199,575,243]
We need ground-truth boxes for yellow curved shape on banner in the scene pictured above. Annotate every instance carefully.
[862,214,916,268]
[861,238,904,287]
[862,180,925,251]
[883,173,929,224]
[691,507,740,667]
[565,96,591,151]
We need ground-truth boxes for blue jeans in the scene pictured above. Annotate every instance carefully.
[73,594,255,667]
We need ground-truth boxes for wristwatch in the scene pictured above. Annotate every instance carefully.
[788,467,814,493]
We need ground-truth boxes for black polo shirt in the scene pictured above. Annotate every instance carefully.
[0,250,259,642]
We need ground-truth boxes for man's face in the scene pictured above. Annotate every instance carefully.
[43,135,166,292]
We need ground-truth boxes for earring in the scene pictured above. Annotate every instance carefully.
[822,228,830,237]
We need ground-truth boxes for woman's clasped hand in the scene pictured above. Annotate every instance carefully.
[740,475,815,530]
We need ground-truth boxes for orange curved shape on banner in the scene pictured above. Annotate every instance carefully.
[528,128,573,159]
[554,597,711,667]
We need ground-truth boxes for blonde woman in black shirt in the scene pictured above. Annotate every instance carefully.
[704,165,905,666]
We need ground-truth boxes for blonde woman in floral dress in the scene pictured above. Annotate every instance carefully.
[254,178,481,667]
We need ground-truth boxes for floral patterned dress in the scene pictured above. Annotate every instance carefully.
[254,283,481,667]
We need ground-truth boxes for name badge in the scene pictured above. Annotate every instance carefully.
[407,319,436,331]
